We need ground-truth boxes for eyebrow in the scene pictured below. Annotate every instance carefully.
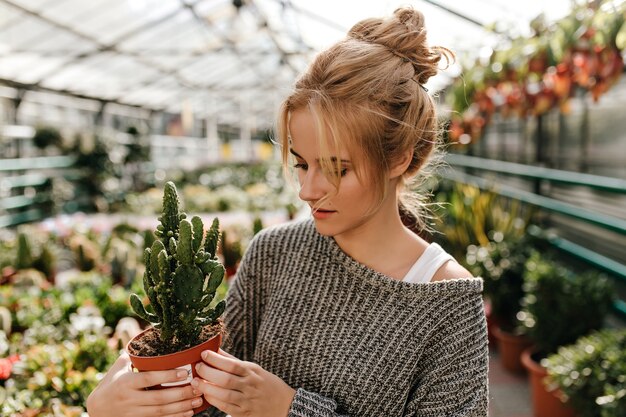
[289,148,351,164]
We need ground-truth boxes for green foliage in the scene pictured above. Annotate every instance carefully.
[15,232,33,270]
[124,162,302,216]
[130,181,226,353]
[466,233,534,331]
[14,230,57,279]
[518,251,615,356]
[32,244,55,280]
[0,306,11,336]
[68,234,100,272]
[2,334,116,415]
[32,126,63,150]
[432,180,533,262]
[252,216,264,236]
[544,328,626,417]
[221,230,243,270]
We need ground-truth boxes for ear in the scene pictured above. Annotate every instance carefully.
[388,150,413,179]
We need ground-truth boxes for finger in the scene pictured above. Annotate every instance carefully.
[217,349,237,359]
[141,384,203,405]
[126,367,193,390]
[191,378,242,415]
[102,353,132,382]
[195,361,243,392]
[140,396,204,417]
[201,350,247,377]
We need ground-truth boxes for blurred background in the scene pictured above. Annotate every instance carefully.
[1,1,625,416]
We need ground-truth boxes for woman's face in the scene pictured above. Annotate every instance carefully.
[289,108,383,238]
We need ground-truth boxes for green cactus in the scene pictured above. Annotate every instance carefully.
[15,232,33,270]
[130,181,226,353]
[252,216,264,236]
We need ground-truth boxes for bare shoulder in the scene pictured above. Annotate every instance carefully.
[431,260,474,282]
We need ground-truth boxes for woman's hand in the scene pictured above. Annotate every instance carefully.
[86,352,204,417]
[192,349,296,417]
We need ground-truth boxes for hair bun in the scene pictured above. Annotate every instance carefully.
[347,7,453,85]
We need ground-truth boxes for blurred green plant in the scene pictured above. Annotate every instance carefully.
[32,126,63,150]
[432,180,533,262]
[466,232,535,331]
[252,216,264,236]
[2,333,116,415]
[518,251,615,357]
[220,230,243,276]
[544,328,626,417]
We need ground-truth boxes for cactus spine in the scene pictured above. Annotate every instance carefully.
[130,181,226,351]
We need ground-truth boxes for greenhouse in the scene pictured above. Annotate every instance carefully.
[1,0,625,416]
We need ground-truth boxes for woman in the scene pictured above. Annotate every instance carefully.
[87,7,488,417]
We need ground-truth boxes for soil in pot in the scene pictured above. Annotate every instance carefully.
[128,321,223,357]
[521,347,578,417]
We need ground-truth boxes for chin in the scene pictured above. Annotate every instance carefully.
[311,220,338,237]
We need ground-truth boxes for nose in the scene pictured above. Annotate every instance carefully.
[298,167,329,203]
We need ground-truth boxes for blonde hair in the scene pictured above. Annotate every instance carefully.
[277,7,454,232]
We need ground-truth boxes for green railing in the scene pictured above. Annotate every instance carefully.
[443,154,626,319]
[0,155,78,228]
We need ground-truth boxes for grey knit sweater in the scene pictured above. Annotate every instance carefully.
[201,219,488,417]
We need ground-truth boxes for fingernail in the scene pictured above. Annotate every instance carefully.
[184,411,194,417]
[177,369,189,379]
[190,378,199,387]
[202,350,210,360]
[192,398,203,407]
[192,388,200,396]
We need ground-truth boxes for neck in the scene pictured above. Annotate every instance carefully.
[333,195,426,279]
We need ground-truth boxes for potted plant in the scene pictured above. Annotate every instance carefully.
[518,251,615,417]
[126,181,226,413]
[220,229,243,279]
[543,328,626,417]
[466,233,533,373]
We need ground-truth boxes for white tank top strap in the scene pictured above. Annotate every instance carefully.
[402,242,455,284]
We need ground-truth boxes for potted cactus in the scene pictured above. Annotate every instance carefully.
[126,181,226,413]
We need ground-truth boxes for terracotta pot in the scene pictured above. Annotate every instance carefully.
[127,327,222,413]
[492,326,532,374]
[521,348,578,417]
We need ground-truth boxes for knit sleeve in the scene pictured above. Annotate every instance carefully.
[404,292,489,416]
[221,231,266,362]
[195,236,267,417]
[287,388,350,417]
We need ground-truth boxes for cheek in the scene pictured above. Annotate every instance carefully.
[296,170,305,186]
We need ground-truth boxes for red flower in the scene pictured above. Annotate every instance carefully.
[0,358,13,380]
[0,355,19,380]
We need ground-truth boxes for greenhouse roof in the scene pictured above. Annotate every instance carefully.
[0,0,575,126]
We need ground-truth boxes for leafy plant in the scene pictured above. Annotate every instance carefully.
[466,233,534,331]
[3,335,115,415]
[432,180,532,262]
[221,229,243,273]
[544,328,626,417]
[13,230,58,280]
[517,251,615,356]
[130,181,226,353]
[252,216,264,236]
[32,126,63,150]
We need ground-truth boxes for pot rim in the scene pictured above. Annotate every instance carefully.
[125,324,222,360]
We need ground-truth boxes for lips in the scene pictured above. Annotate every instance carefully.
[311,208,336,219]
